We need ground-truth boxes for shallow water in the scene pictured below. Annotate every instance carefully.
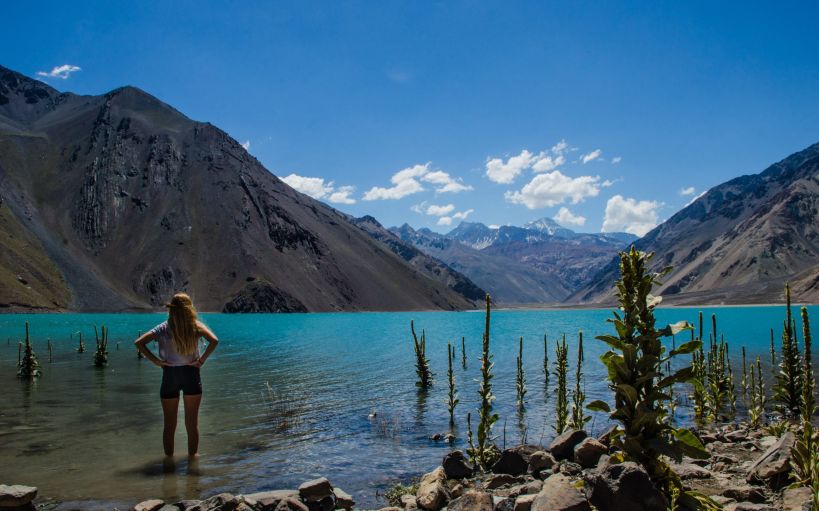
[0,306,816,508]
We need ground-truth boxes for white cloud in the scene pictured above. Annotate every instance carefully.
[680,186,696,196]
[426,204,456,216]
[485,150,535,184]
[364,163,471,200]
[241,140,251,151]
[581,149,602,164]
[413,203,473,227]
[36,64,81,80]
[505,171,602,209]
[602,179,616,188]
[553,207,586,227]
[452,209,474,220]
[437,216,454,226]
[281,174,357,205]
[602,195,661,236]
[611,156,622,164]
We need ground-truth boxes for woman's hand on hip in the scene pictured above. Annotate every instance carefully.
[189,358,203,368]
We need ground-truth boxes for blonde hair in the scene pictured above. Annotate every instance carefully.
[165,293,199,356]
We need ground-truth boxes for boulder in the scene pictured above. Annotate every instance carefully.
[586,461,668,511]
[528,451,556,472]
[483,474,521,490]
[558,461,582,476]
[573,438,607,468]
[188,493,241,511]
[159,506,180,511]
[400,494,418,509]
[0,485,38,508]
[516,481,543,495]
[494,497,516,511]
[746,431,795,488]
[549,430,587,460]
[132,500,164,511]
[781,486,814,511]
[493,449,529,476]
[297,478,334,504]
[443,451,475,479]
[721,486,765,503]
[333,488,354,510]
[274,498,309,511]
[514,494,537,511]
[725,430,748,443]
[668,462,712,479]
[447,491,494,511]
[530,474,590,511]
[175,500,202,510]
[416,467,449,510]
[243,490,299,511]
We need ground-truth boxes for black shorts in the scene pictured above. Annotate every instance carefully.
[160,366,202,399]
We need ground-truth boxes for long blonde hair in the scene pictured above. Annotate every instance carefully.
[165,293,199,356]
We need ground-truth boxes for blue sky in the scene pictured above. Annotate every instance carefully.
[3,1,819,235]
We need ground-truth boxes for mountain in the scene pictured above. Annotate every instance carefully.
[391,224,571,303]
[446,222,500,250]
[573,142,819,305]
[523,217,575,237]
[0,65,478,312]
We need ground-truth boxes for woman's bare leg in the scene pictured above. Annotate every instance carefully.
[183,394,202,456]
[161,398,179,456]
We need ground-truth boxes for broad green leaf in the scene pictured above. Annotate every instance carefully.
[586,400,611,413]
[673,428,709,459]
[670,340,702,357]
[658,320,693,337]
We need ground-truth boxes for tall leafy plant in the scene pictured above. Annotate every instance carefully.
[410,320,433,388]
[468,294,500,470]
[774,284,803,417]
[790,307,817,503]
[570,331,590,430]
[553,334,569,434]
[17,322,41,379]
[516,337,526,408]
[447,342,458,425]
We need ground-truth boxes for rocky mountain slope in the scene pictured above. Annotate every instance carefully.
[573,142,819,305]
[0,65,479,312]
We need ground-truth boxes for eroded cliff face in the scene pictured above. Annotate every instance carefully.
[0,65,480,312]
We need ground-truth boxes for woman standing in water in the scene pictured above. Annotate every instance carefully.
[135,293,219,457]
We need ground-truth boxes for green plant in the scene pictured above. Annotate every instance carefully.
[543,333,550,389]
[690,335,707,422]
[774,284,803,417]
[76,331,85,353]
[789,307,818,500]
[447,342,458,425]
[93,325,109,368]
[748,356,766,428]
[410,320,433,388]
[770,328,776,380]
[383,481,419,507]
[570,331,590,430]
[766,420,791,437]
[587,247,708,505]
[467,294,500,470]
[516,336,526,408]
[461,336,467,370]
[17,322,41,379]
[741,346,749,406]
[553,334,569,434]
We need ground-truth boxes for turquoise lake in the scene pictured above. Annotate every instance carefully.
[1,306,817,509]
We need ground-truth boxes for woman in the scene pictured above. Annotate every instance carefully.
[135,293,219,457]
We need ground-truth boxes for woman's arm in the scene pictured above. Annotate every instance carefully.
[134,331,166,368]
[192,321,219,368]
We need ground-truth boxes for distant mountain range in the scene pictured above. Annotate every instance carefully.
[0,64,481,312]
[573,142,819,305]
[391,219,637,303]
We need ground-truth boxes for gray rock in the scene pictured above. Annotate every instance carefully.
[724,503,775,511]
[400,494,418,509]
[549,430,587,460]
[781,486,814,511]
[530,474,589,511]
[483,474,521,490]
[558,461,582,476]
[516,481,543,495]
[527,451,556,472]
[298,478,334,504]
[416,467,449,510]
[174,500,202,510]
[513,494,537,511]
[669,462,712,479]
[447,491,494,511]
[494,497,516,511]
[188,493,240,511]
[333,488,354,510]
[721,486,765,503]
[274,499,308,511]
[493,449,529,476]
[158,506,179,511]
[726,430,748,443]
[0,485,38,508]
[242,490,299,511]
[573,438,607,468]
[131,500,164,511]
[443,451,475,479]
[746,431,795,488]
[586,461,668,511]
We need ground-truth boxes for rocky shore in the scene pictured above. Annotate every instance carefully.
[1,424,815,511]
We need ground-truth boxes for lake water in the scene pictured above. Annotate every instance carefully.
[1,306,816,509]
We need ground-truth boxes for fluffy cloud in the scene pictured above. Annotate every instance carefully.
[36,64,81,79]
[553,207,586,227]
[437,209,474,226]
[611,156,622,164]
[602,195,661,236]
[281,174,357,205]
[364,163,471,200]
[581,149,602,164]
[680,186,696,196]
[504,171,602,209]
[486,140,572,183]
[413,202,473,226]
[241,140,251,151]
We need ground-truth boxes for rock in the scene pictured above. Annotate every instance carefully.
[724,503,775,511]
[495,497,516,511]
[711,496,735,506]
[726,430,748,443]
[235,504,254,511]
[0,485,38,508]
[445,434,456,444]
[549,430,587,460]
[175,500,202,510]
[450,484,464,499]
[514,494,537,511]
[669,462,712,479]
[528,451,556,472]
[158,506,179,511]
[516,481,543,495]
[274,498,309,511]
[781,486,814,511]
[530,474,590,511]
[721,486,765,503]
[483,474,521,490]
[493,449,529,476]
[447,491,494,511]
[558,461,583,476]
[188,493,241,511]
[376,508,402,511]
[131,500,165,511]
[298,478,334,504]
[416,467,449,510]
[758,436,777,449]
[596,425,618,446]
[400,494,418,509]
[443,451,475,479]
[574,438,607,468]
[586,461,668,511]
[332,488,354,510]
[430,433,444,441]
[243,490,299,511]
[746,431,795,488]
